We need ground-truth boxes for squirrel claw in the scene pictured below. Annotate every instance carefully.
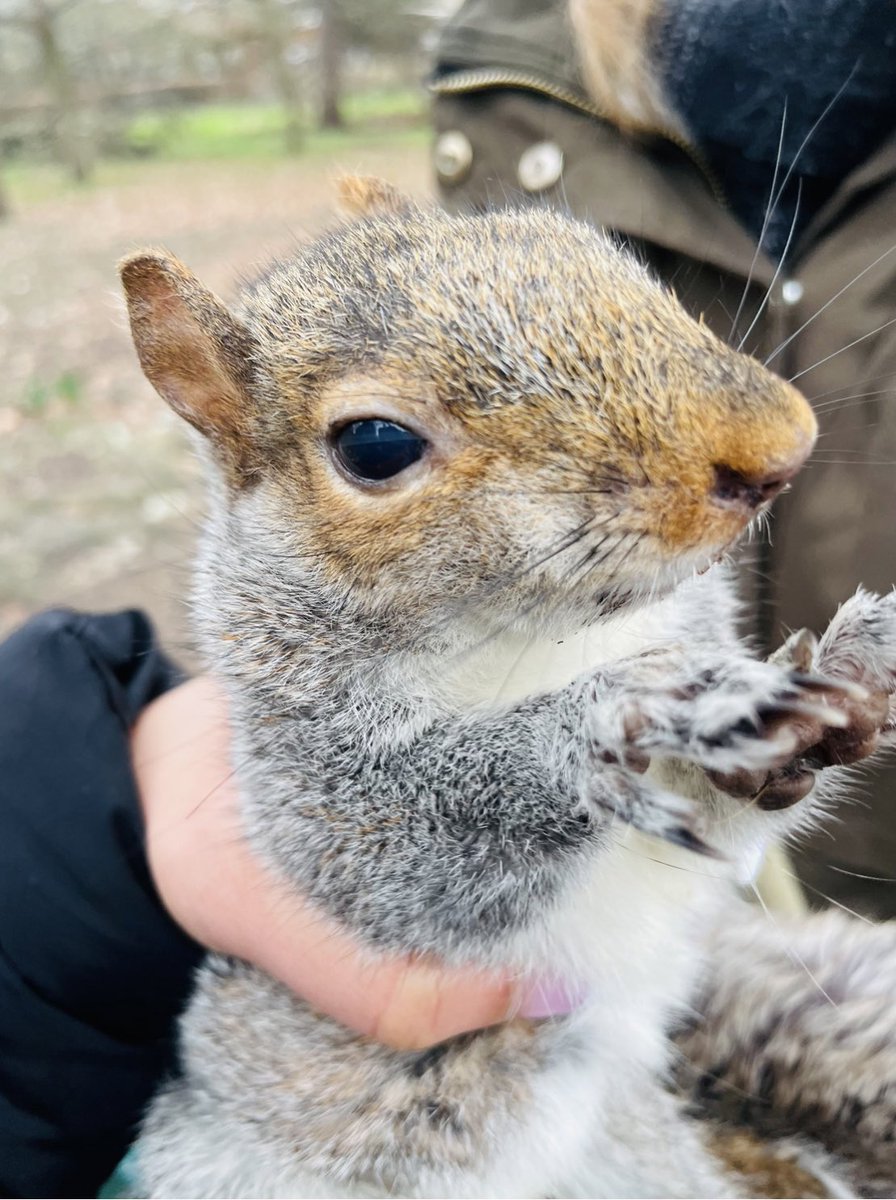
[709,591,896,808]
[788,670,870,703]
[662,824,725,859]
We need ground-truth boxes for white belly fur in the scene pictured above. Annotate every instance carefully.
[398,828,729,1199]
[438,595,677,711]
[437,590,732,1017]
[432,596,738,1195]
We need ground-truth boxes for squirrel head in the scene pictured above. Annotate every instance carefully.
[120,178,815,645]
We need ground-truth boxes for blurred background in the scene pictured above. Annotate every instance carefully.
[0,0,450,661]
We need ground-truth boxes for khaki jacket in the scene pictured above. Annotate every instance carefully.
[433,1,896,909]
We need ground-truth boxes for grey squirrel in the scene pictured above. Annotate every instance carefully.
[121,179,896,1197]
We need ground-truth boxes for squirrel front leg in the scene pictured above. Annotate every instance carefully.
[586,589,896,858]
[246,643,843,955]
[247,676,717,956]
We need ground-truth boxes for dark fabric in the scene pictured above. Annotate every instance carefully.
[0,609,201,1198]
[437,0,896,261]
[656,0,896,259]
[435,0,581,96]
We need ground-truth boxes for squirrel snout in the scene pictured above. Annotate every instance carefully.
[706,388,816,516]
[652,382,816,553]
[710,460,800,511]
[709,407,815,513]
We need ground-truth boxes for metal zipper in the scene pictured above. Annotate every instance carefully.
[430,67,728,208]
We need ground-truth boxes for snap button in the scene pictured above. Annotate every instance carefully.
[517,141,564,192]
[781,279,804,306]
[433,130,473,184]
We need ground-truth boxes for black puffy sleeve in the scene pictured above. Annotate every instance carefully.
[0,610,203,1198]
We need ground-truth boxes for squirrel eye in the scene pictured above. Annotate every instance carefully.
[332,419,427,482]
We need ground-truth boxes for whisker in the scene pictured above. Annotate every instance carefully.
[728,99,788,344]
[766,241,896,368]
[566,531,616,583]
[790,315,896,383]
[805,369,896,403]
[614,836,717,878]
[773,863,875,925]
[731,66,859,360]
[809,455,896,465]
[813,422,885,440]
[441,590,562,668]
[829,864,896,884]
[388,507,629,660]
[737,177,802,354]
[487,624,539,707]
[802,881,874,925]
[762,64,858,242]
[750,881,839,1009]
[813,388,895,413]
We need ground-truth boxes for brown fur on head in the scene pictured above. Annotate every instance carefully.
[120,179,815,636]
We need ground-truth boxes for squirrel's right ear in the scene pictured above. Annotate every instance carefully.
[337,175,414,218]
[120,250,259,478]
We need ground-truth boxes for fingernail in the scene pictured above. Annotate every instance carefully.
[517,977,590,1020]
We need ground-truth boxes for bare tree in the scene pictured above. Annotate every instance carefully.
[318,0,344,129]
[251,0,305,153]
[27,0,94,182]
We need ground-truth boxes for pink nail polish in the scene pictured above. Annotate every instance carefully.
[518,977,590,1020]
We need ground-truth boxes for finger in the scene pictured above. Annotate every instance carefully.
[242,887,517,1052]
[788,671,870,701]
[802,688,889,767]
[755,712,825,768]
[769,628,817,673]
[841,688,891,738]
[133,680,519,1051]
[370,961,517,1052]
[757,697,848,731]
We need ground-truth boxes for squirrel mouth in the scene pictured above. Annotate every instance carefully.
[697,535,742,576]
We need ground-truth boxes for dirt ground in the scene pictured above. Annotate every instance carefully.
[0,142,431,664]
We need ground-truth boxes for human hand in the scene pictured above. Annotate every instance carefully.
[131,677,554,1050]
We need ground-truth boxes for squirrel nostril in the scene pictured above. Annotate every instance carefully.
[711,464,790,510]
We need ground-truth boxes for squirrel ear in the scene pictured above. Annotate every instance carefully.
[337,175,414,218]
[120,250,259,478]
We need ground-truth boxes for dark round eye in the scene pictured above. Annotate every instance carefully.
[332,419,427,482]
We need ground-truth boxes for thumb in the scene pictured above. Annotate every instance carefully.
[231,877,519,1051]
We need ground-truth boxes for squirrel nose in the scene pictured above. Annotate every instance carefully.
[710,460,801,511]
[707,384,816,513]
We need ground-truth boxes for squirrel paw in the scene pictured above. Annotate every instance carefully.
[580,762,719,858]
[587,653,849,782]
[816,587,896,745]
[709,590,896,810]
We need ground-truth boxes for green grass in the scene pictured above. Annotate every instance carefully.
[3,162,80,205]
[127,102,292,160]
[125,87,426,161]
[1,89,428,206]
[19,370,84,418]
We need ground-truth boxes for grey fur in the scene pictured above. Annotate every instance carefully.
[122,198,896,1198]
[676,903,896,1198]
